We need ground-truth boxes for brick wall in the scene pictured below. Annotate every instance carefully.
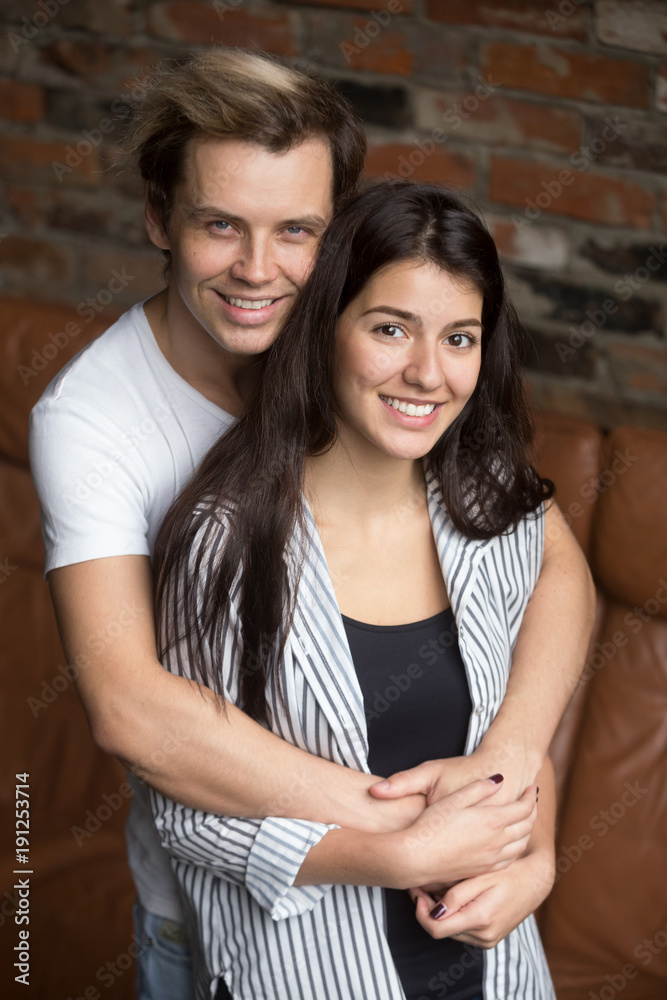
[1,0,666,429]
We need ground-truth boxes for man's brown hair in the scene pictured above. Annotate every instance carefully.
[125,48,367,234]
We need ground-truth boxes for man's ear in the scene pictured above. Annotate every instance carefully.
[145,198,170,251]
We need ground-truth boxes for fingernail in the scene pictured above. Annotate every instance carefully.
[488,773,504,784]
[429,902,447,919]
[373,780,389,790]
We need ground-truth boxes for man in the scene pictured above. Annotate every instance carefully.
[30,48,594,1000]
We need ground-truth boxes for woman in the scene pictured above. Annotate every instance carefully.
[152,181,556,1000]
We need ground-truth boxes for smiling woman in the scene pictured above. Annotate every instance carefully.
[151,181,556,1000]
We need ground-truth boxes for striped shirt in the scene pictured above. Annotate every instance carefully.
[149,469,556,1000]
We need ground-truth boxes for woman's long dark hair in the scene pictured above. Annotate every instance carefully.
[155,181,554,723]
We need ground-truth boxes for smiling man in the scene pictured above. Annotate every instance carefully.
[29,48,594,1000]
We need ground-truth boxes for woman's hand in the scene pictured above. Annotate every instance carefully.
[392,777,538,889]
[408,843,556,947]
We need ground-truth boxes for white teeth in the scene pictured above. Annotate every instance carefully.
[225,296,274,310]
[380,395,436,416]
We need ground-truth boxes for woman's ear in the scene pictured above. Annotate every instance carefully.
[145,198,170,251]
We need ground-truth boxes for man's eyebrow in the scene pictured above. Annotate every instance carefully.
[360,307,483,330]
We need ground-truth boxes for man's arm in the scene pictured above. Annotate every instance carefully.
[49,554,423,830]
[370,502,596,804]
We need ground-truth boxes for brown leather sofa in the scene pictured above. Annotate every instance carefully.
[1,295,665,1000]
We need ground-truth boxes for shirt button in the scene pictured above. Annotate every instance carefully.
[475,704,485,716]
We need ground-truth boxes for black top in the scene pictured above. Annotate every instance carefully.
[342,607,484,1000]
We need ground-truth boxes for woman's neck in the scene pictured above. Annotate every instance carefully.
[304,433,427,525]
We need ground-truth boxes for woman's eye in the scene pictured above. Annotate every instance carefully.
[376,323,406,339]
[446,332,476,348]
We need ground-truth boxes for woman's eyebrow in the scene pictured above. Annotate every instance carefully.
[360,306,421,323]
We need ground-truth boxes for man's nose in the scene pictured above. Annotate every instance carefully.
[229,235,278,286]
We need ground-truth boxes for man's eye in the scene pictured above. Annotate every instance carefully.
[212,221,232,231]
[285,226,306,235]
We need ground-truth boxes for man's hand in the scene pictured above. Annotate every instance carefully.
[369,745,532,808]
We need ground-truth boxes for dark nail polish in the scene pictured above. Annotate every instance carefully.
[429,902,447,919]
[488,773,504,784]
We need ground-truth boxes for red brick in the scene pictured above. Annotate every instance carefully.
[481,42,651,109]
[39,40,159,90]
[147,3,295,55]
[59,0,134,36]
[365,143,475,188]
[488,156,656,228]
[0,135,101,186]
[284,0,413,11]
[0,78,44,123]
[6,185,149,245]
[416,89,582,153]
[596,0,667,56]
[314,11,468,79]
[608,342,667,394]
[335,20,412,74]
[490,217,569,270]
[0,235,75,285]
[316,11,465,79]
[426,0,587,40]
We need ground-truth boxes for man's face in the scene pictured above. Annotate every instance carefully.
[147,136,334,357]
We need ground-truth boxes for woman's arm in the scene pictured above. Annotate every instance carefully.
[370,503,595,806]
[410,757,556,946]
[294,778,538,891]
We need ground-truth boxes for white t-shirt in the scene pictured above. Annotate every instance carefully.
[30,301,233,923]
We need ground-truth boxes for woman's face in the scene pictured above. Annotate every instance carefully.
[334,259,483,462]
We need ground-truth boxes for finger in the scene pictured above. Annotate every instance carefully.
[369,762,435,799]
[433,774,506,812]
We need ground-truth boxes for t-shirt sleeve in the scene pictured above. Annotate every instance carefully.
[29,391,152,574]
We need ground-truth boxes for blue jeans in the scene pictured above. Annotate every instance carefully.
[133,900,195,1000]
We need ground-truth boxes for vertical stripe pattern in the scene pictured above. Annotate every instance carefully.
[150,483,555,1000]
